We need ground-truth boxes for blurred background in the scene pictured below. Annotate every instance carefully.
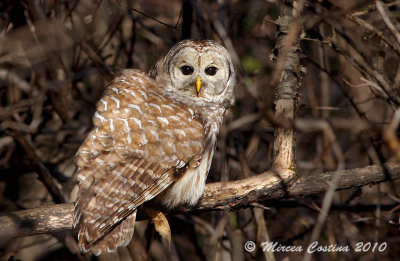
[1,0,400,260]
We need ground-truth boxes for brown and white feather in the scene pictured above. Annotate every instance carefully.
[74,40,235,255]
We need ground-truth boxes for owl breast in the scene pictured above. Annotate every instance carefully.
[156,140,215,208]
[154,105,224,208]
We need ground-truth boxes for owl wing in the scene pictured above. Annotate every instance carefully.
[74,70,206,254]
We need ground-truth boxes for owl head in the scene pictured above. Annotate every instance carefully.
[150,39,236,108]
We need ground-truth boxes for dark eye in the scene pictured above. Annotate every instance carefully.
[205,66,218,76]
[180,65,194,75]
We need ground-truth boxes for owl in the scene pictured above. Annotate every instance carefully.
[74,39,236,255]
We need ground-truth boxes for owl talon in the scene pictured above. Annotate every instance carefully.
[145,208,171,246]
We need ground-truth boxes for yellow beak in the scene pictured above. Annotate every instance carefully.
[196,76,202,94]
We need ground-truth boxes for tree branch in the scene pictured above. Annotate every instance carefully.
[8,129,66,204]
[271,1,303,173]
[1,163,399,239]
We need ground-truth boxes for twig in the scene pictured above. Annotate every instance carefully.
[118,0,182,31]
[346,14,400,57]
[7,129,66,204]
[351,1,400,16]
[328,22,397,106]
[0,69,31,93]
[376,0,400,48]
[254,208,276,261]
[78,42,114,82]
[383,107,400,162]
[298,119,344,261]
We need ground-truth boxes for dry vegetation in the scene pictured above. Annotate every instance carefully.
[1,0,400,260]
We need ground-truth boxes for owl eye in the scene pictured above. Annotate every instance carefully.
[205,66,218,76]
[180,65,194,75]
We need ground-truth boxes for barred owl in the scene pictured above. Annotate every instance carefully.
[74,39,236,255]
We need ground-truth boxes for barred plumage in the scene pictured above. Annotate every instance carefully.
[74,40,236,255]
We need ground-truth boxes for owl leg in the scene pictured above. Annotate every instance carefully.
[80,210,137,256]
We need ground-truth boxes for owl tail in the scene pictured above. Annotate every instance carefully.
[78,210,137,256]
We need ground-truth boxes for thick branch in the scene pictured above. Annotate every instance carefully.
[271,3,302,171]
[1,163,399,238]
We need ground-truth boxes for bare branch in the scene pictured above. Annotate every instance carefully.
[347,14,400,57]
[376,0,400,49]
[1,164,399,238]
[384,107,400,162]
[271,1,303,173]
[117,0,182,31]
[8,129,66,204]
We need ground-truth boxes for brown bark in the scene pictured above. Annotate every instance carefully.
[271,3,303,174]
[1,163,399,238]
